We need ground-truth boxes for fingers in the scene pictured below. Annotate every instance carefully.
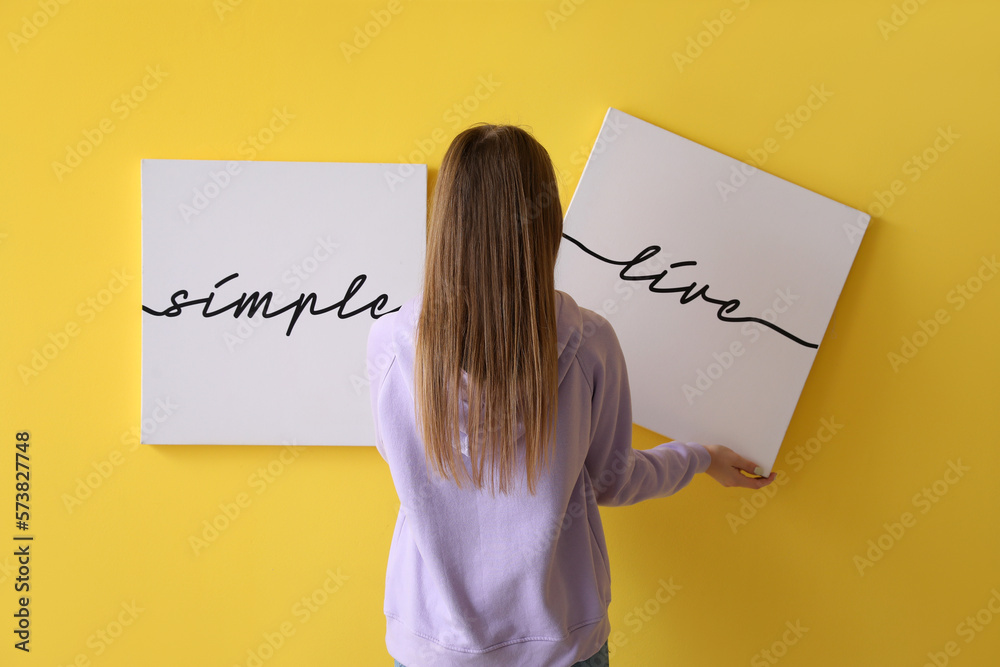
[732,452,772,481]
[733,455,763,477]
[752,472,776,488]
[732,470,776,489]
[705,444,778,489]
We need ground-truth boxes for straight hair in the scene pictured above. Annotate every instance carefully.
[414,123,563,495]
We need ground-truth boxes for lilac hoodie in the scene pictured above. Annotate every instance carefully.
[367,289,711,667]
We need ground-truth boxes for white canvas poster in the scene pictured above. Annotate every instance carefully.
[555,108,869,476]
[140,159,427,446]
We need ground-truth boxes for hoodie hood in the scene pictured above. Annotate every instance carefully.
[388,290,586,452]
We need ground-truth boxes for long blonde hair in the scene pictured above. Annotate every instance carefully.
[414,123,563,495]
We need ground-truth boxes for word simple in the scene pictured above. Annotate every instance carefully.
[142,271,397,335]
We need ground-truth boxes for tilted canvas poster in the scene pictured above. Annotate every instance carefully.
[555,108,869,475]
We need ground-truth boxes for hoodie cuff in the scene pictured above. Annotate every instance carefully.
[681,442,712,474]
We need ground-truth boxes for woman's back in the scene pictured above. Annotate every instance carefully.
[368,288,711,666]
[366,122,774,666]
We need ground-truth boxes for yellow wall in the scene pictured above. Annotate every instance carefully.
[2,1,997,665]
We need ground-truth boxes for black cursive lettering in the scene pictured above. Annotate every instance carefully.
[561,233,818,349]
[142,272,399,336]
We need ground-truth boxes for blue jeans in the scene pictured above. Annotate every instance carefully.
[393,639,609,667]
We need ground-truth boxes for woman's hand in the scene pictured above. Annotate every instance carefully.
[703,444,777,489]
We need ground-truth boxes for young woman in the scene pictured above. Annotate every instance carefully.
[367,123,776,667]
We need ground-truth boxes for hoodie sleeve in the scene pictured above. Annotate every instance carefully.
[366,317,394,461]
[583,317,712,506]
